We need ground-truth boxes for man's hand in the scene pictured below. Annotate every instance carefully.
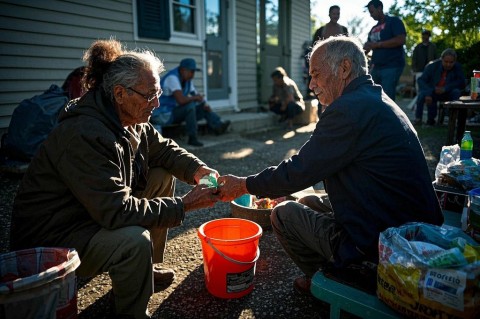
[194,166,219,185]
[434,87,445,95]
[363,41,374,53]
[182,184,219,212]
[191,94,204,102]
[216,175,248,202]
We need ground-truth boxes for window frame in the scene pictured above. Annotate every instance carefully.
[134,0,203,46]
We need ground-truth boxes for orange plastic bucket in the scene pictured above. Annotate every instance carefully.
[197,218,262,298]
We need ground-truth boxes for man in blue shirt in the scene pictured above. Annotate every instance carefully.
[151,58,230,147]
[414,48,465,126]
[363,0,406,101]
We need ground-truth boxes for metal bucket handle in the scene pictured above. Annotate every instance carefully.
[205,238,260,265]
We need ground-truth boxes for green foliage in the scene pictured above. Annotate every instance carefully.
[389,0,480,75]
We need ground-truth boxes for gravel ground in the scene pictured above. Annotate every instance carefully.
[0,98,447,318]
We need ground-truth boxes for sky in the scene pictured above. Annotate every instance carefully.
[311,0,403,41]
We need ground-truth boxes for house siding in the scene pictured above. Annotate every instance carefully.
[0,0,133,129]
[290,0,311,96]
[0,0,311,130]
[235,0,258,109]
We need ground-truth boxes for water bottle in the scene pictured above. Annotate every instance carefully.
[460,131,473,160]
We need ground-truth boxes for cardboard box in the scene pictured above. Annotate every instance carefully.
[293,99,319,125]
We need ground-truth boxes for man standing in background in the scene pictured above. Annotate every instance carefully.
[410,30,438,110]
[363,0,406,101]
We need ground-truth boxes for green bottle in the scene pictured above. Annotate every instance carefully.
[460,131,473,160]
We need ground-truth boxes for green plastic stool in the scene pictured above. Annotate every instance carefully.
[310,271,401,319]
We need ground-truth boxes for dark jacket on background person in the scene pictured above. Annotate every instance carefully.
[411,42,438,73]
[246,75,443,263]
[417,59,465,96]
[10,89,205,255]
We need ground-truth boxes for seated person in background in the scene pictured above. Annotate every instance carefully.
[268,67,305,129]
[414,48,465,126]
[10,39,220,319]
[217,36,443,296]
[62,66,86,100]
[151,58,230,147]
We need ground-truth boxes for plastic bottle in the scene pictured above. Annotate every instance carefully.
[460,131,473,160]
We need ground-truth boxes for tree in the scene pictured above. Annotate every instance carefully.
[390,0,480,75]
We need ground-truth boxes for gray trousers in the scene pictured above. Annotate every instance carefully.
[75,167,175,319]
[270,194,349,277]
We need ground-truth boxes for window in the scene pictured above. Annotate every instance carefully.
[172,0,196,34]
[137,0,170,40]
[136,0,198,40]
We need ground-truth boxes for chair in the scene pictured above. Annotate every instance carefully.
[438,101,447,125]
[310,271,401,319]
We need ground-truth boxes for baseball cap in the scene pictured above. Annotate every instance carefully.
[179,58,201,71]
[421,30,431,36]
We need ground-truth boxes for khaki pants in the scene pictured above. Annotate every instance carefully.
[76,167,175,319]
[270,194,357,277]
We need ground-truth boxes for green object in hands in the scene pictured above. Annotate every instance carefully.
[200,173,218,188]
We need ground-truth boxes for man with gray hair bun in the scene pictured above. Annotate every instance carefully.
[10,39,220,319]
[217,36,443,295]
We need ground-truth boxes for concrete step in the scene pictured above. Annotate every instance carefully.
[161,109,278,138]
[222,110,278,133]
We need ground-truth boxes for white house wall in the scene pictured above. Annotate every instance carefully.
[290,0,311,96]
[235,0,258,110]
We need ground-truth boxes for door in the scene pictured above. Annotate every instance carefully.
[259,0,291,103]
[205,0,229,100]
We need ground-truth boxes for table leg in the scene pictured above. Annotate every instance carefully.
[446,109,458,146]
[456,109,468,145]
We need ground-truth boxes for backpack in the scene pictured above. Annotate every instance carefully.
[2,84,68,162]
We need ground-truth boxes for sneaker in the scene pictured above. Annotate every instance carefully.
[413,118,422,125]
[188,137,204,147]
[426,119,436,126]
[293,276,312,296]
[153,265,175,287]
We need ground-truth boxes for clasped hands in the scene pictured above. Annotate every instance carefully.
[182,166,247,212]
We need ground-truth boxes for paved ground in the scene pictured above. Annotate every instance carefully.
[0,97,440,318]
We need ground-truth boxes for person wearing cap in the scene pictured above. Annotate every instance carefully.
[363,0,406,101]
[217,36,443,296]
[151,58,230,147]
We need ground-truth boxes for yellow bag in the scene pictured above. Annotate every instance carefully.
[378,223,480,319]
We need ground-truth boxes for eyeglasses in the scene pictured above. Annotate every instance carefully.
[127,87,163,102]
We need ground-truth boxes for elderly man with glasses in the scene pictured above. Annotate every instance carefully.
[10,39,220,319]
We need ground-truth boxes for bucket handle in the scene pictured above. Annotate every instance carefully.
[205,238,260,265]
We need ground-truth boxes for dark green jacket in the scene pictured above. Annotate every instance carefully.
[10,89,204,255]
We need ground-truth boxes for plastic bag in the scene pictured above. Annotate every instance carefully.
[435,145,460,179]
[377,222,480,318]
